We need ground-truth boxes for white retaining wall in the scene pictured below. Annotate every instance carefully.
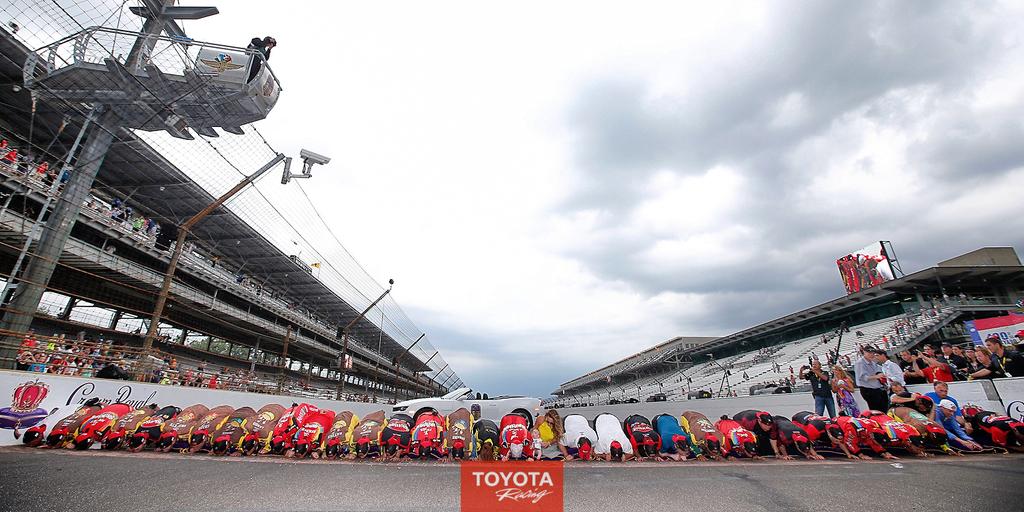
[0,370,389,446]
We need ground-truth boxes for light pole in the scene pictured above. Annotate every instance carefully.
[336,279,394,399]
[393,333,425,401]
[143,149,329,350]
[142,153,288,349]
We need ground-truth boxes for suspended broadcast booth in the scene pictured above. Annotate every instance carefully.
[22,26,281,139]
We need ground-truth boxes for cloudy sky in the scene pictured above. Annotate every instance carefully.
[177,1,1024,397]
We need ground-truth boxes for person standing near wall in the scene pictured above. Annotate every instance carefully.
[855,346,888,412]
[799,359,835,417]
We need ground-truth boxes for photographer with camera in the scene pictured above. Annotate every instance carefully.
[799,358,835,417]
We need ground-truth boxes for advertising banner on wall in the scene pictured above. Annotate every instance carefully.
[836,242,896,294]
[964,313,1024,346]
[0,370,385,446]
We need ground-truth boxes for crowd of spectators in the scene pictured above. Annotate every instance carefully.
[799,330,1024,419]
[1,138,72,194]
[10,330,400,404]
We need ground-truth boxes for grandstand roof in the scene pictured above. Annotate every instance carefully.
[0,28,452,382]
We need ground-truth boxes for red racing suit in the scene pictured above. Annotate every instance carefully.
[714,418,757,458]
[73,403,134,449]
[410,412,446,458]
[293,409,336,457]
[835,416,887,455]
[499,413,534,459]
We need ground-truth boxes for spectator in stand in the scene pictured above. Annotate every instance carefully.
[921,344,942,363]
[967,348,1006,380]
[16,347,34,371]
[913,348,955,383]
[936,400,982,451]
[855,346,888,412]
[984,334,1024,377]
[964,347,983,374]
[800,360,835,417]
[899,350,928,385]
[831,366,860,417]
[64,357,79,376]
[16,331,37,371]
[30,351,48,372]
[941,343,969,378]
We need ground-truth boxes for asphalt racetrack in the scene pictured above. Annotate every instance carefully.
[2,447,1023,512]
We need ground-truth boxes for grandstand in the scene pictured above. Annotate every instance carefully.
[550,247,1024,406]
[0,2,461,402]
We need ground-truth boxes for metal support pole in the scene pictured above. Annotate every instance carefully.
[393,333,425,368]
[337,281,393,399]
[1,108,119,360]
[277,325,291,394]
[372,309,383,400]
[420,350,439,368]
[0,2,209,363]
[57,298,78,321]
[0,111,94,307]
[142,154,285,350]
[394,333,424,402]
[250,336,260,373]
[439,369,456,390]
[433,363,451,389]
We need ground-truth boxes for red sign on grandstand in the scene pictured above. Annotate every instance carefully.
[836,242,896,294]
[461,461,563,512]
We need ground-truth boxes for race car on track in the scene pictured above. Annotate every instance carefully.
[393,388,541,425]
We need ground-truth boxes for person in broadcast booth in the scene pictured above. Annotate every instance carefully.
[246,36,277,81]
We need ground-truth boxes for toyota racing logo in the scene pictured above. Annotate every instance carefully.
[461,461,563,512]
